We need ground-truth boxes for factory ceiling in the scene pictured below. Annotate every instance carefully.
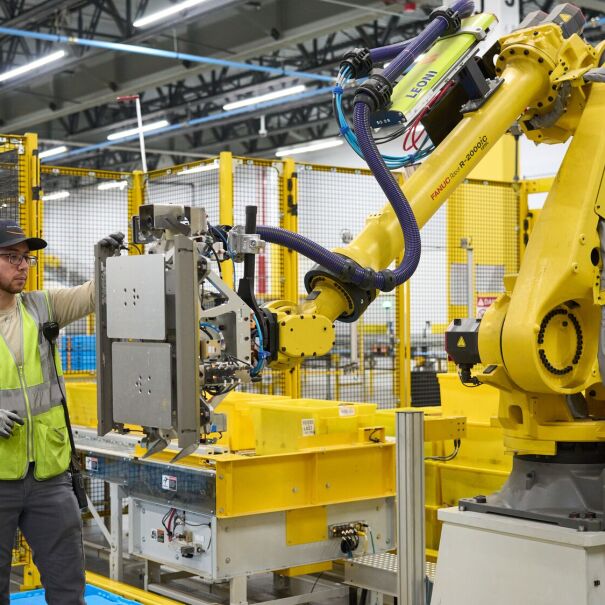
[0,0,602,170]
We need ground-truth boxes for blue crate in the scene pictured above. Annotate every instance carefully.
[11,583,142,604]
[58,334,97,372]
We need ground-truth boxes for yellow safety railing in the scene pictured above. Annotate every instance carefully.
[8,138,527,407]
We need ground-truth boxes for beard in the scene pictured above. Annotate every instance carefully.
[0,273,26,294]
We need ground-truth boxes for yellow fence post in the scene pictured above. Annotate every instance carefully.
[219,151,234,288]
[281,159,301,398]
[395,173,412,407]
[20,557,41,591]
[128,170,146,235]
[22,133,42,291]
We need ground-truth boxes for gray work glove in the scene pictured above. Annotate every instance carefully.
[98,232,125,250]
[0,410,24,438]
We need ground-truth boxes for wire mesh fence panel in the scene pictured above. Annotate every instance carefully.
[408,179,520,406]
[296,163,399,408]
[0,139,26,225]
[232,158,286,396]
[146,160,220,219]
[408,203,447,406]
[41,167,130,374]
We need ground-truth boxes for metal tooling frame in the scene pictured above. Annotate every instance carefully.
[94,235,201,452]
[173,234,201,453]
[75,427,217,514]
[95,242,115,436]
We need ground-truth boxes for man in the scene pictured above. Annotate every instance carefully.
[0,219,122,605]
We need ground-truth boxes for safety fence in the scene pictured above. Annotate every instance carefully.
[4,133,541,409]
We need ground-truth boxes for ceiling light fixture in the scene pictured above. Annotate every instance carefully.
[42,191,70,201]
[275,138,343,157]
[133,0,212,28]
[178,161,220,176]
[0,50,66,83]
[107,119,169,141]
[223,85,307,111]
[97,180,129,190]
[38,145,68,160]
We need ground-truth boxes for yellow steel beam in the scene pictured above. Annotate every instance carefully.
[281,159,301,397]
[215,442,395,517]
[22,133,42,291]
[522,177,555,194]
[219,151,234,288]
[86,572,183,605]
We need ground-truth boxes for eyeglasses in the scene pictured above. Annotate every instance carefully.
[0,253,37,267]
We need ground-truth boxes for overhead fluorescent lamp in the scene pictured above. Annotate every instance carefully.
[107,119,169,141]
[0,50,66,84]
[179,161,219,176]
[133,0,212,28]
[275,138,343,157]
[98,180,128,190]
[42,191,70,201]
[223,85,307,111]
[38,145,68,160]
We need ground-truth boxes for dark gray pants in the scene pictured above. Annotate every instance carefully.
[0,465,85,605]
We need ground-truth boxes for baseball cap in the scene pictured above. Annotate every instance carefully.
[0,220,47,251]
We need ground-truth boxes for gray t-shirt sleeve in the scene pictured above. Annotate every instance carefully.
[47,280,95,328]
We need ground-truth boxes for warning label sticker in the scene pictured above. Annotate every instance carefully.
[477,295,498,318]
[301,419,316,437]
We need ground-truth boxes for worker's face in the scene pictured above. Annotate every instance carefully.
[0,242,30,294]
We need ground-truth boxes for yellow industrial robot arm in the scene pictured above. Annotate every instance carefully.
[266,4,602,372]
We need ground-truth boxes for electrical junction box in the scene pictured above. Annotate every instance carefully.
[129,498,214,577]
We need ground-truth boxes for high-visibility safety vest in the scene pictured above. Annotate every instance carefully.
[0,291,70,480]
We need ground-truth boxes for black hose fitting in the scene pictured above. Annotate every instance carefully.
[354,72,393,112]
[305,263,377,323]
[339,258,360,282]
[340,47,373,79]
[356,267,376,289]
[428,6,462,36]
[380,269,397,292]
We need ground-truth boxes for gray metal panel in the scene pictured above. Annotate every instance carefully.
[95,244,114,435]
[106,254,166,340]
[129,498,215,578]
[476,264,505,293]
[174,235,200,450]
[449,263,468,306]
[112,342,173,428]
[215,497,395,579]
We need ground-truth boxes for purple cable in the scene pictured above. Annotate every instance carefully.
[370,39,412,63]
[352,0,475,287]
[257,0,475,293]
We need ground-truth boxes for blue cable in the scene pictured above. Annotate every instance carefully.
[333,68,434,168]
[251,313,268,376]
[200,322,222,337]
[210,226,237,284]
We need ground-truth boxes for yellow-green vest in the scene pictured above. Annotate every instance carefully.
[0,291,70,480]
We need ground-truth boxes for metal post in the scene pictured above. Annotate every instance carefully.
[396,410,425,605]
[109,483,124,582]
[460,238,474,318]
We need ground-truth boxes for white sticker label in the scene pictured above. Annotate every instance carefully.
[338,405,355,417]
[85,456,98,472]
[162,474,177,491]
[301,418,316,437]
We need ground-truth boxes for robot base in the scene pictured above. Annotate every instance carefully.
[431,508,605,605]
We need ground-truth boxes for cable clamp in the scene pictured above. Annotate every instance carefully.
[428,6,462,36]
